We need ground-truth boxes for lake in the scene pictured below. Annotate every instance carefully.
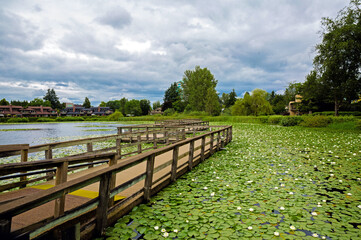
[0,122,132,145]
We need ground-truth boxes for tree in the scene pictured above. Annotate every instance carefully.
[29,98,51,107]
[140,99,151,115]
[162,82,180,111]
[181,66,218,112]
[10,100,28,107]
[83,97,91,108]
[119,98,128,115]
[0,98,9,105]
[231,89,273,116]
[43,89,62,110]
[106,100,121,111]
[99,101,107,107]
[313,0,361,116]
[153,101,161,110]
[227,89,237,107]
[220,93,230,108]
[125,99,141,116]
[205,88,221,116]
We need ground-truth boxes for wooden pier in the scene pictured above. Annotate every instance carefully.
[0,120,232,239]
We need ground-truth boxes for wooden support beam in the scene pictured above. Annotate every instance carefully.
[116,138,121,158]
[54,161,68,218]
[137,135,142,154]
[165,131,169,144]
[144,154,155,202]
[201,137,205,161]
[95,172,111,237]
[108,155,117,207]
[87,143,93,168]
[182,129,186,140]
[171,146,179,182]
[153,133,157,149]
[188,140,194,171]
[20,148,28,188]
[146,127,149,141]
[217,132,221,150]
[210,133,214,155]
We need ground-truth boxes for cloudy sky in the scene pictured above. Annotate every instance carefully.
[0,0,349,106]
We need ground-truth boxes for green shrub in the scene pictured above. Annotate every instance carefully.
[313,111,361,116]
[300,115,331,127]
[356,120,361,130]
[327,121,356,131]
[55,116,85,121]
[258,116,269,123]
[36,117,56,122]
[163,108,176,116]
[268,116,282,124]
[107,111,124,121]
[7,117,29,123]
[279,116,302,126]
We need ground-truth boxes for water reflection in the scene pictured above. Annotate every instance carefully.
[0,122,130,145]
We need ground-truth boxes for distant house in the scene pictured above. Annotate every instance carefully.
[288,95,303,116]
[60,104,113,116]
[0,105,57,118]
[149,107,163,115]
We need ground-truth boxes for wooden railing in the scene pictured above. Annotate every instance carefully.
[0,125,232,239]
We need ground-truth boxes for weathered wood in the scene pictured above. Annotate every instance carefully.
[182,129,186,140]
[153,133,157,149]
[95,172,111,236]
[146,127,149,141]
[171,146,179,182]
[87,143,94,168]
[165,131,169,144]
[0,218,11,238]
[108,155,117,207]
[129,128,133,142]
[217,132,221,150]
[0,144,29,153]
[188,140,194,171]
[137,135,141,154]
[201,137,205,161]
[54,161,68,218]
[19,148,28,188]
[144,154,155,202]
[116,138,121,158]
[210,133,214,155]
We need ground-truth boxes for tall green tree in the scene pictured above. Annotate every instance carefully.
[0,98,9,105]
[227,89,237,107]
[231,89,272,116]
[29,98,51,107]
[10,100,28,107]
[43,89,62,110]
[181,66,218,112]
[313,0,361,116]
[99,101,107,107]
[162,82,180,111]
[119,98,128,115]
[205,88,221,116]
[125,99,141,116]
[83,97,91,108]
[140,99,151,115]
[152,101,161,110]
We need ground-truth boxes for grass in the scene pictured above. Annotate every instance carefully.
[101,122,361,239]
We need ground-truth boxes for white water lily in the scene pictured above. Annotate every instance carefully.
[290,225,296,230]
[249,208,254,212]
[203,186,208,190]
[311,212,318,216]
[280,206,285,210]
[186,220,189,223]
[322,237,326,239]
[154,226,159,230]
[347,193,352,196]
[161,228,166,233]
[210,192,215,196]
[289,192,294,195]
[173,229,178,233]
[163,232,169,237]
[312,233,319,238]
[280,184,285,187]
[274,187,279,189]
[247,226,253,230]
[237,207,242,210]
[274,232,280,236]
[357,205,361,209]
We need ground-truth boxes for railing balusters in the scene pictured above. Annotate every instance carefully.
[171,146,179,182]
[188,140,194,171]
[95,172,112,236]
[144,154,155,202]
[54,162,68,218]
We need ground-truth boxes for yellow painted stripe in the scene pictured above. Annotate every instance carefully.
[30,184,125,201]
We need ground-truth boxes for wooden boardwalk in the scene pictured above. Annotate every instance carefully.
[0,120,232,239]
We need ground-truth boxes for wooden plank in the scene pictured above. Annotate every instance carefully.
[201,136,205,161]
[171,146,179,182]
[0,144,29,153]
[0,218,11,238]
[153,133,157,149]
[95,172,111,236]
[188,140,194,171]
[144,154,155,202]
[54,162,68,218]
[108,156,117,207]
[19,149,28,188]
[210,133,214,155]
[137,135,141,154]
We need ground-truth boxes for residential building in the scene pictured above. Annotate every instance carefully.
[0,105,57,117]
[60,104,113,116]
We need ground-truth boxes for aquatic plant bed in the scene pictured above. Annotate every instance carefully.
[103,123,361,239]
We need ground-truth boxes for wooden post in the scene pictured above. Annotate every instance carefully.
[129,127,133,142]
[87,142,93,168]
[153,133,157,149]
[188,140,194,171]
[171,146,179,182]
[45,146,54,180]
[54,162,68,218]
[137,135,142,153]
[165,131,169,144]
[146,127,149,141]
[210,133,214,155]
[95,172,111,236]
[108,155,117,207]
[144,154,155,202]
[182,129,186,140]
[116,138,122,158]
[176,129,179,141]
[20,148,28,188]
[217,132,221,150]
[193,128,196,137]
[201,137,205,161]
[230,126,233,141]
[0,219,11,239]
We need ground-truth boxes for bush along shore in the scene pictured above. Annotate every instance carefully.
[99,122,361,239]
[1,114,360,131]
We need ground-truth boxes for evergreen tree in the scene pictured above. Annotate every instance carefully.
[83,97,91,108]
[0,98,9,105]
[205,88,221,116]
[43,89,61,110]
[162,82,180,111]
[140,99,151,115]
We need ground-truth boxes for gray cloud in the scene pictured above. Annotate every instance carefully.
[96,6,132,29]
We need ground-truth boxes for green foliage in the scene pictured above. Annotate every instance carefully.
[232,89,273,116]
[327,121,357,131]
[10,100,28,107]
[268,116,283,124]
[279,116,302,126]
[125,99,142,116]
[152,101,161,110]
[0,98,9,105]
[182,66,218,112]
[140,99,151,115]
[55,116,85,121]
[163,82,181,111]
[82,97,91,108]
[29,98,51,107]
[313,111,361,116]
[205,87,221,116]
[163,108,176,116]
[107,111,124,121]
[356,120,361,130]
[36,117,56,122]
[221,89,237,109]
[300,115,331,127]
[7,117,29,123]
[43,89,62,110]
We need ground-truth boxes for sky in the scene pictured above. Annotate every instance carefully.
[0,0,350,106]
